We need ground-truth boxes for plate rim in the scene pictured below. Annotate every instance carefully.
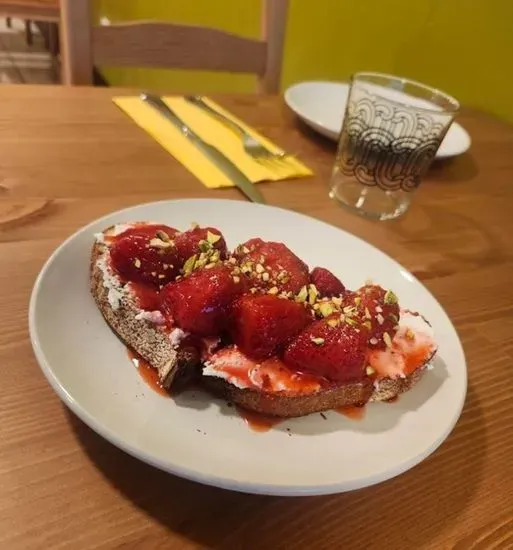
[284,80,471,158]
[28,198,468,496]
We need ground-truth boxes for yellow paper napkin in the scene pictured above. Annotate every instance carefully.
[113,96,313,188]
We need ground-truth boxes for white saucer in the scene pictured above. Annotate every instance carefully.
[285,81,471,158]
[29,199,467,496]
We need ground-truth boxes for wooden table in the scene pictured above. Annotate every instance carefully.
[1,85,512,550]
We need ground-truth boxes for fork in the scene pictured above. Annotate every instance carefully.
[185,95,288,163]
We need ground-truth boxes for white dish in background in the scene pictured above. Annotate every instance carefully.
[29,199,467,496]
[284,81,471,158]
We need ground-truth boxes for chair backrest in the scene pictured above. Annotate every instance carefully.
[60,0,289,93]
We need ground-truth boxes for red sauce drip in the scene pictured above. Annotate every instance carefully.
[336,405,366,420]
[128,349,169,396]
[235,406,282,432]
[127,282,161,311]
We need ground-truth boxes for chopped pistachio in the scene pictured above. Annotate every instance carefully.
[364,307,371,319]
[311,337,325,345]
[326,318,339,328]
[228,256,237,265]
[384,289,398,305]
[319,302,334,317]
[405,328,415,340]
[134,258,141,268]
[268,286,279,295]
[354,296,362,306]
[206,230,221,244]
[155,229,171,242]
[296,285,308,303]
[255,263,265,274]
[198,240,212,253]
[308,284,319,305]
[332,296,343,307]
[339,313,346,322]
[149,237,173,249]
[249,287,257,294]
[345,317,357,327]
[363,320,372,330]
[232,275,240,284]
[262,272,270,282]
[343,305,356,315]
[383,332,393,348]
[182,254,197,275]
[366,366,375,376]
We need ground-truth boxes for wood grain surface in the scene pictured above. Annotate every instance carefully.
[1,85,512,550]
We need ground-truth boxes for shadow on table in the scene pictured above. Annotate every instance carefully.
[66,380,485,550]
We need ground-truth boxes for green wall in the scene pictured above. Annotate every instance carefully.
[96,0,513,123]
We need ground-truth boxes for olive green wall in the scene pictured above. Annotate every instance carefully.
[96,0,513,123]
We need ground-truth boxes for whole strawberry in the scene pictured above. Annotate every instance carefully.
[230,294,312,359]
[283,315,368,383]
[110,228,180,287]
[233,238,309,295]
[174,226,227,267]
[160,265,245,336]
[344,284,400,349]
[310,267,345,297]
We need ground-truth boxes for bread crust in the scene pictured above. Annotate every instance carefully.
[203,376,374,417]
[90,226,198,388]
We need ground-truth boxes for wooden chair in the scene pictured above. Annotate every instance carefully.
[0,1,60,66]
[60,0,289,93]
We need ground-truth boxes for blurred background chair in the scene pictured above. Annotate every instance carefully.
[60,0,289,93]
[0,0,59,51]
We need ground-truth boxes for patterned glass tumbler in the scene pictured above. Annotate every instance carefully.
[329,72,459,220]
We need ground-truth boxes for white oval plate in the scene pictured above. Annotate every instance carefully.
[29,199,467,496]
[285,81,471,158]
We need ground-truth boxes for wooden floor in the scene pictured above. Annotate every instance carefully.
[0,17,57,84]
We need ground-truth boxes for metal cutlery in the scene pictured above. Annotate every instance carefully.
[141,93,265,204]
[185,95,288,163]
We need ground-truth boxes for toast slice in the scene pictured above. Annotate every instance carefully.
[90,224,200,389]
[90,223,438,418]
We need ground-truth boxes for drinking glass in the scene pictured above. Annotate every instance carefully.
[329,72,459,220]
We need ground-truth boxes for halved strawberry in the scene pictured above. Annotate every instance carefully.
[233,238,309,295]
[283,315,368,383]
[230,294,312,359]
[110,233,180,286]
[174,226,228,267]
[310,267,345,297]
[160,265,246,336]
[344,284,400,349]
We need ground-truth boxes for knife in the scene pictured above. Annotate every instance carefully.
[140,93,265,204]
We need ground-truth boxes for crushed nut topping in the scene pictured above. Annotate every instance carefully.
[383,332,393,348]
[384,290,398,305]
[149,237,173,249]
[310,337,325,345]
[134,258,141,268]
[206,231,221,244]
[268,286,279,295]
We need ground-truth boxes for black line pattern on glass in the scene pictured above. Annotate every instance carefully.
[337,97,449,192]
